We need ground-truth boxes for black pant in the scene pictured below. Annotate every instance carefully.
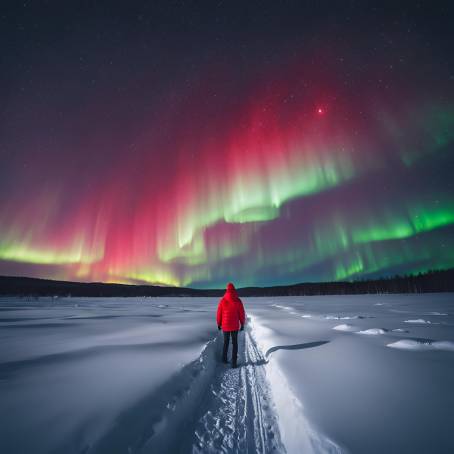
[222,330,238,365]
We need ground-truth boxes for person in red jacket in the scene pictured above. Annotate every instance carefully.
[216,282,246,368]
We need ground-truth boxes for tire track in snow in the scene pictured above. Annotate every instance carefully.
[191,327,285,454]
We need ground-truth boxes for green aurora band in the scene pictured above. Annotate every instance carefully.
[1,87,453,287]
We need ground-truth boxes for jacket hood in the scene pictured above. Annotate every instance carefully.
[224,282,239,300]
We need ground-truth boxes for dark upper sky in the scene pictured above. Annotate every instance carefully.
[1,1,454,287]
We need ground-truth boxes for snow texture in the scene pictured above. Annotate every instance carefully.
[356,328,388,335]
[387,339,454,351]
[332,323,357,331]
[1,293,454,453]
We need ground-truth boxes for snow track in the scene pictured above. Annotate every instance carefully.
[88,322,340,454]
[92,326,286,454]
[191,327,285,453]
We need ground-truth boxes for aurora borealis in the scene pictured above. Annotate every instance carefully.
[1,2,453,288]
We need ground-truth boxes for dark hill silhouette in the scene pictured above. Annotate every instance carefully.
[0,268,453,297]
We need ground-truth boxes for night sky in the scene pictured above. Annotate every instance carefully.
[1,1,454,288]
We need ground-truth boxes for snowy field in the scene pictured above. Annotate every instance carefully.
[1,294,453,454]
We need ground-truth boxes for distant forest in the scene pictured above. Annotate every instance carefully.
[0,268,453,297]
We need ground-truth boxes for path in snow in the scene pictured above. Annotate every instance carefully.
[90,325,285,454]
[88,319,340,454]
[191,327,285,454]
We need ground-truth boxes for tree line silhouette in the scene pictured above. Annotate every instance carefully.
[1,268,453,297]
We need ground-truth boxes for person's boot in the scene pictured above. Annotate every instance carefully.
[222,356,228,364]
[231,360,237,368]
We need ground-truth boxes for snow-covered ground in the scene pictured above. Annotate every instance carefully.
[1,294,453,453]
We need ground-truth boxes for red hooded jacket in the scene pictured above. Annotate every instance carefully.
[216,283,246,332]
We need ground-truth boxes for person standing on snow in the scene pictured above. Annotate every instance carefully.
[216,282,246,368]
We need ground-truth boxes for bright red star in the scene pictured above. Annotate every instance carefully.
[316,107,325,115]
